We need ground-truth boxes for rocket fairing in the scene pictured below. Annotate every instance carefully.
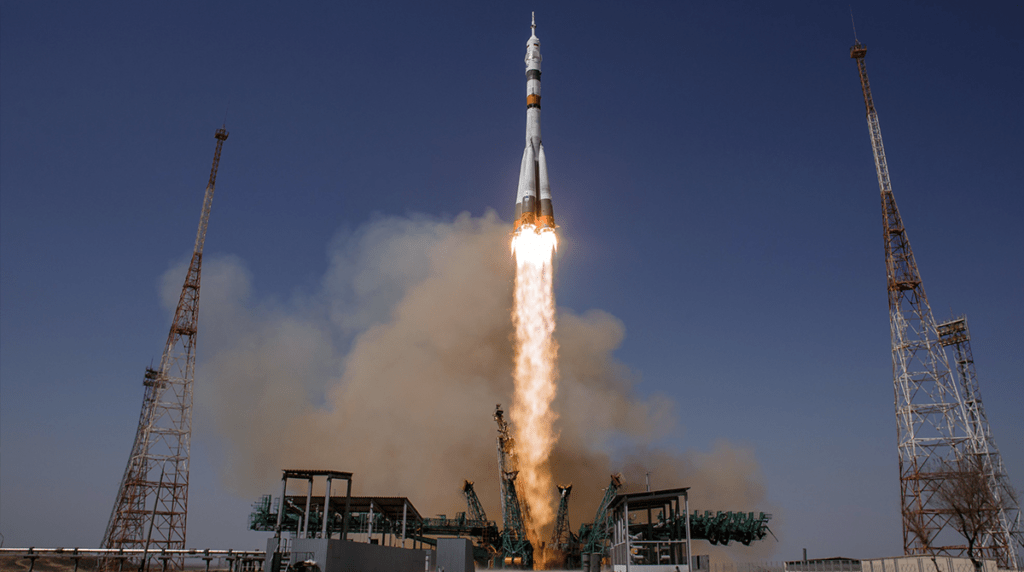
[513,13,555,234]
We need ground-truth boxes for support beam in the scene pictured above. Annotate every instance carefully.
[303,479,313,538]
[321,477,333,539]
[342,478,352,541]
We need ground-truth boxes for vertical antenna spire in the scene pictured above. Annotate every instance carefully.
[850,7,859,44]
[102,128,229,571]
[195,127,229,254]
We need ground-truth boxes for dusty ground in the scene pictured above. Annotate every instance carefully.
[0,555,102,571]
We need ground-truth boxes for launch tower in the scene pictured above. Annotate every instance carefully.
[102,127,229,570]
[494,405,533,568]
[850,43,1021,567]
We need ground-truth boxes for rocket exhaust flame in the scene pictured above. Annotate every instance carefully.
[511,224,559,563]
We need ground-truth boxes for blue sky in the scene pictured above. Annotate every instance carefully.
[1,0,1021,562]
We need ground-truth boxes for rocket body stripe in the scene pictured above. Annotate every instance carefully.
[514,16,555,232]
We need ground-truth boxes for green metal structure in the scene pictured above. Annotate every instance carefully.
[494,405,533,568]
[577,473,623,557]
[462,480,488,523]
[687,511,773,546]
[251,489,773,569]
[249,495,502,559]
[569,477,773,567]
[549,484,578,568]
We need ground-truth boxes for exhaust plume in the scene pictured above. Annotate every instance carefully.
[174,210,771,556]
[510,226,559,560]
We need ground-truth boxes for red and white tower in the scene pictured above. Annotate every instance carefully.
[851,43,1021,567]
[102,127,228,570]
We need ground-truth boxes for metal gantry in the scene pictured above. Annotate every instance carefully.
[102,128,229,571]
[578,473,623,558]
[494,404,533,568]
[850,43,1021,567]
[550,484,574,558]
[463,480,489,523]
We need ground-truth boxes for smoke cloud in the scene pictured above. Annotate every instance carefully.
[169,210,772,556]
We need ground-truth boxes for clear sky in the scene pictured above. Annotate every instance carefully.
[1,0,1021,563]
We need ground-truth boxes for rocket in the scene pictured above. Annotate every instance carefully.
[513,13,555,234]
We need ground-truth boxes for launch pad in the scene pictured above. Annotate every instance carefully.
[250,472,771,572]
[249,408,773,572]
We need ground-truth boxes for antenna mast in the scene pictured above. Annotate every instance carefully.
[102,127,229,571]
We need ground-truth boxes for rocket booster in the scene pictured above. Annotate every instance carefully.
[513,13,555,234]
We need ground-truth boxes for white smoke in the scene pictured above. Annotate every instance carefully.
[167,210,772,556]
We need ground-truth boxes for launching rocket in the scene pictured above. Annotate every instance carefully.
[513,13,555,234]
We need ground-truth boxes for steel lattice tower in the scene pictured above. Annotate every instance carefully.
[102,127,228,570]
[494,404,534,567]
[850,42,970,557]
[850,42,1021,564]
[936,316,1023,568]
[551,484,573,555]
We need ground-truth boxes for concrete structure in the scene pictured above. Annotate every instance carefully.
[785,557,862,572]
[785,556,999,572]
[861,556,997,572]
[273,470,354,542]
[290,538,434,572]
[436,538,474,572]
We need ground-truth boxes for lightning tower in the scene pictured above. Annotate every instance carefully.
[850,43,1021,566]
[102,127,229,570]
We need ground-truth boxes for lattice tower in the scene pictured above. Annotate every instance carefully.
[494,404,533,566]
[102,127,229,570]
[551,484,573,552]
[936,316,1023,568]
[849,43,976,558]
[581,474,622,556]
[462,480,489,522]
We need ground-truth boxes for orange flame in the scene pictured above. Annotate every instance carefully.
[510,225,559,565]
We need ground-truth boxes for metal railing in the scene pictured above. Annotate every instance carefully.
[786,561,862,572]
[0,547,267,571]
